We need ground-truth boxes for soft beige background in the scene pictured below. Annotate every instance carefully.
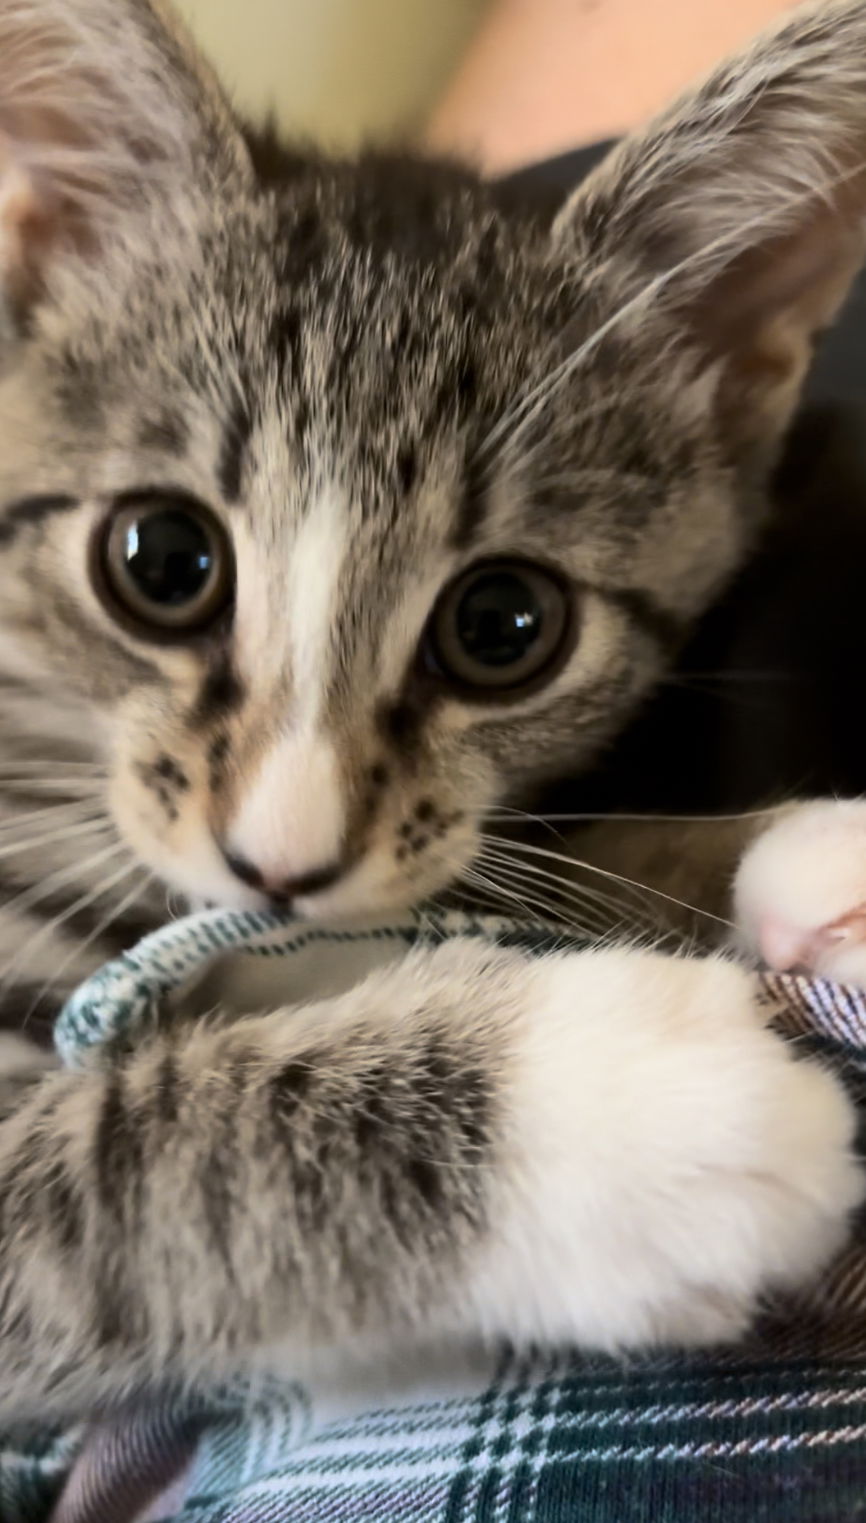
[176,0,488,149]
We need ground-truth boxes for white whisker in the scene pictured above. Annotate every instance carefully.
[0,847,136,1005]
[0,761,107,773]
[0,801,106,835]
[0,837,126,928]
[475,848,654,937]
[485,806,781,826]
[0,780,106,801]
[0,815,112,864]
[479,835,660,919]
[479,833,734,931]
[23,866,153,1026]
[457,863,549,927]
[460,857,615,939]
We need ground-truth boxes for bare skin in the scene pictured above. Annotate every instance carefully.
[426,0,800,172]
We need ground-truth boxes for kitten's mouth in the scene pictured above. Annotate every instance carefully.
[194,878,398,923]
[135,807,480,926]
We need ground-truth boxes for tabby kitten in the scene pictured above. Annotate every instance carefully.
[0,0,862,1421]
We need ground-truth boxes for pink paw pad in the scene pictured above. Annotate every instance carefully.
[734,801,866,988]
[758,906,866,976]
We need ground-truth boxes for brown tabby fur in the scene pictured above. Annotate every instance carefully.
[0,0,860,1419]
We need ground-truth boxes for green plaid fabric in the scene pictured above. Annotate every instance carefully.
[1,907,865,1523]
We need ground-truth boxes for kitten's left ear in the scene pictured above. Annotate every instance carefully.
[0,0,249,316]
[553,0,866,439]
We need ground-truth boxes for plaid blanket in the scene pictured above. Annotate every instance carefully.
[2,907,866,1523]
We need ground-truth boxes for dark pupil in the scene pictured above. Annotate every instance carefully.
[123,511,213,606]
[456,573,542,668]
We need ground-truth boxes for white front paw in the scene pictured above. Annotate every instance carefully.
[735,799,866,985]
[648,1041,862,1346]
[473,951,862,1352]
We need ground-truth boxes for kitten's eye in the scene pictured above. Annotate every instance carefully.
[96,493,233,636]
[428,560,570,692]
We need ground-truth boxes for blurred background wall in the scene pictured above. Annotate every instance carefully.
[176,0,488,149]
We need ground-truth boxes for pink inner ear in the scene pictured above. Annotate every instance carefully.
[0,86,139,311]
[0,5,216,306]
[759,206,857,320]
[0,143,53,305]
[0,129,98,317]
[688,193,866,366]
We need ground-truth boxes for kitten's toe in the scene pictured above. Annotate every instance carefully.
[735,800,866,985]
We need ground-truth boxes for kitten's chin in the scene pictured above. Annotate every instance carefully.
[292,864,447,925]
[185,888,270,915]
[163,863,420,925]
[160,865,267,914]
[183,877,414,924]
[124,819,470,924]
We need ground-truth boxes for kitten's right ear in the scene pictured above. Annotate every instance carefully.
[0,0,248,319]
[552,0,866,442]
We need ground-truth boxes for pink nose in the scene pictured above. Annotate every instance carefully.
[221,848,342,903]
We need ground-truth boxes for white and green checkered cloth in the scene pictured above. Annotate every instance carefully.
[2,906,866,1523]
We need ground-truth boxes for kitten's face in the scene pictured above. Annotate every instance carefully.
[0,0,862,919]
[0,175,743,915]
